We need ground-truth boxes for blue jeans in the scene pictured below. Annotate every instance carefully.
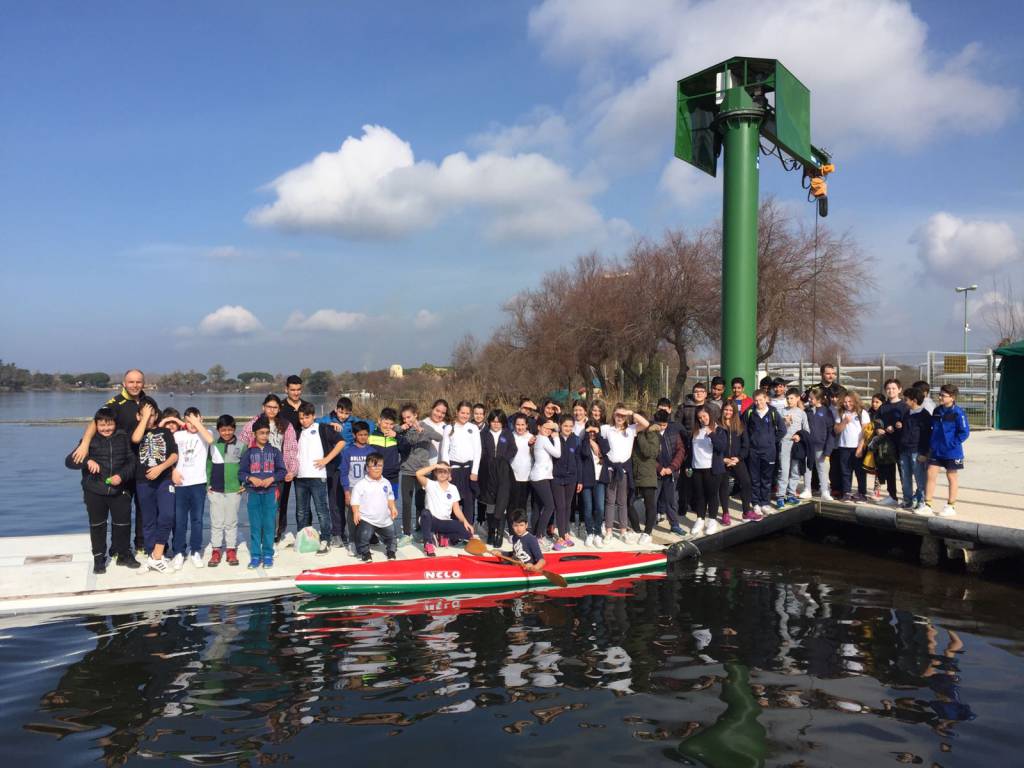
[295,477,332,538]
[247,491,277,561]
[899,449,926,503]
[656,473,681,526]
[172,483,206,557]
[137,478,175,554]
[355,519,397,557]
[580,484,606,536]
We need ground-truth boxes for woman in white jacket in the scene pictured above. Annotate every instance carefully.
[529,419,561,539]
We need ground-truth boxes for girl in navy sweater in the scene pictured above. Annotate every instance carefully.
[478,409,518,547]
[716,402,758,522]
[551,415,582,549]
[803,387,835,501]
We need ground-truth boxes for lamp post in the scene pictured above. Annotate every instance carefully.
[955,284,978,355]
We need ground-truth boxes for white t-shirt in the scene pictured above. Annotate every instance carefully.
[529,435,561,482]
[511,433,534,481]
[836,409,870,448]
[600,424,637,464]
[350,476,395,527]
[425,478,461,521]
[174,430,207,486]
[691,427,714,470]
[297,424,327,479]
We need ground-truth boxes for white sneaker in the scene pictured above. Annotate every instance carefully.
[281,531,296,548]
[171,553,184,571]
[798,490,813,500]
[584,534,593,547]
[593,534,604,548]
[144,556,169,574]
[878,497,898,507]
[820,493,834,502]
[941,504,957,517]
[751,504,761,516]
[638,533,652,545]
[690,518,706,538]
[705,519,720,536]
[190,552,204,569]
[913,503,935,517]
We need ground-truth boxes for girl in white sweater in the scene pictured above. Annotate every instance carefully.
[529,419,561,539]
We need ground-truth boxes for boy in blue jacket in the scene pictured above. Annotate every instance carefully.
[238,416,287,569]
[744,390,786,515]
[916,384,970,517]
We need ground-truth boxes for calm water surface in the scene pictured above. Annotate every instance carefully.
[2,538,1022,767]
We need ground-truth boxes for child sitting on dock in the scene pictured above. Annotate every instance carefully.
[340,421,375,555]
[64,406,139,574]
[350,452,399,562]
[415,461,477,557]
[238,416,287,569]
[917,384,970,518]
[508,509,546,573]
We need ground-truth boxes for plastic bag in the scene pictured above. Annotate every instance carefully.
[296,526,321,554]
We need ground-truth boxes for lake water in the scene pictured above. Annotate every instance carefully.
[2,393,1023,766]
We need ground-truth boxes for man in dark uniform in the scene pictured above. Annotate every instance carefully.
[71,369,151,551]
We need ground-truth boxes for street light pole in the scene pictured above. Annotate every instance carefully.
[955,284,978,355]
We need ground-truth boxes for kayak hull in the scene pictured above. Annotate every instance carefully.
[295,551,667,596]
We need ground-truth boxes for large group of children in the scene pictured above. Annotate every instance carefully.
[65,366,970,575]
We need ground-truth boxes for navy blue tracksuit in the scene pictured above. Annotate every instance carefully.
[744,407,786,506]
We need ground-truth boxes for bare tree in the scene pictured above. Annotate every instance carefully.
[982,278,1024,347]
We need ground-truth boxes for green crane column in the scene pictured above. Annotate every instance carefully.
[719,102,764,390]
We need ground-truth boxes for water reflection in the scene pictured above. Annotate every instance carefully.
[10,543,1016,767]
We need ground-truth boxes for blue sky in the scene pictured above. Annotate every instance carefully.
[2,0,1022,376]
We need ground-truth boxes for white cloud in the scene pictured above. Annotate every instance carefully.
[284,309,368,332]
[413,309,441,330]
[658,159,720,208]
[913,212,1022,276]
[207,245,242,260]
[247,124,605,241]
[528,0,1017,166]
[469,108,572,155]
[196,305,263,336]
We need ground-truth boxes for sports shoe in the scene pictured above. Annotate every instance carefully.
[564,536,575,547]
[247,559,260,569]
[145,556,169,574]
[209,548,222,567]
[347,542,357,557]
[705,519,720,535]
[263,556,274,569]
[913,503,935,516]
[899,500,915,510]
[584,534,594,547]
[387,551,397,560]
[280,532,296,548]
[360,553,372,563]
[742,509,763,522]
[878,496,898,507]
[720,512,732,527]
[226,548,239,566]
[93,557,107,575]
[670,525,686,536]
[603,530,614,545]
[820,493,834,502]
[172,553,184,571]
[785,495,799,505]
[397,534,413,548]
[690,518,706,537]
[116,553,141,569]
[553,540,566,551]
[438,535,450,548]
[638,533,652,545]
[317,541,329,556]
[798,490,813,500]
[190,552,205,569]
[941,504,957,517]
[135,546,146,558]
[752,504,761,515]
[593,534,605,548]
[774,498,786,510]
[424,542,437,557]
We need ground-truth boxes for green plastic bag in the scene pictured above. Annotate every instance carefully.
[296,526,321,554]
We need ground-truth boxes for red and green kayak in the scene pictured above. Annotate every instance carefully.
[295,551,668,597]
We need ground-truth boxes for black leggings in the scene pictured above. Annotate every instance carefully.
[85,489,132,560]
[530,479,555,536]
[400,474,425,535]
[637,486,657,534]
[691,468,720,520]
[724,461,752,513]
[552,482,575,539]
[877,456,898,499]
[510,480,530,519]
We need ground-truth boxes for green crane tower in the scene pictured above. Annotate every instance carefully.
[675,57,832,389]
